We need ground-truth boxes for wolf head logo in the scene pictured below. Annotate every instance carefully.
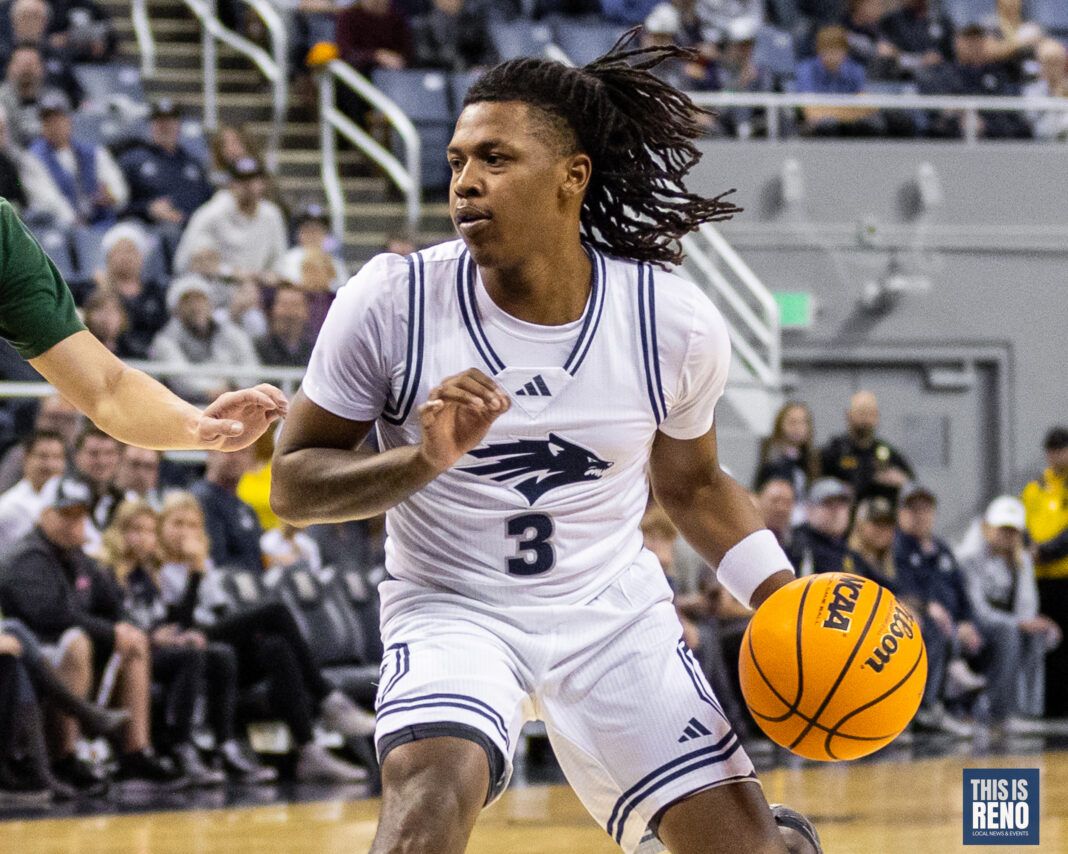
[457,433,613,504]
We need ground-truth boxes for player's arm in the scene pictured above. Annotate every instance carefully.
[271,370,510,526]
[29,331,287,451]
[649,424,794,611]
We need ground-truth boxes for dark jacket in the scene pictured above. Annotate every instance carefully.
[893,530,973,622]
[0,526,123,653]
[118,140,213,223]
[792,523,864,577]
[190,479,263,573]
[819,433,913,500]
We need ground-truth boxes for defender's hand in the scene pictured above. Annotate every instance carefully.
[197,384,289,451]
[418,368,510,473]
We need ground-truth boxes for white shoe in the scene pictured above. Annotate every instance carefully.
[319,690,377,738]
[914,706,975,738]
[945,659,987,700]
[1001,716,1053,736]
[295,743,369,784]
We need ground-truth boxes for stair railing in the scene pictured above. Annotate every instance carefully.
[131,0,288,170]
[316,59,421,240]
[679,225,781,389]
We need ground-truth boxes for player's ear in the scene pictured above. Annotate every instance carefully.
[561,152,591,199]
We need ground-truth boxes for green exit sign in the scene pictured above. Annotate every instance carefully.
[774,291,814,329]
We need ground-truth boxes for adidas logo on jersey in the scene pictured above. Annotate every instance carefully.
[677,718,713,743]
[514,374,552,397]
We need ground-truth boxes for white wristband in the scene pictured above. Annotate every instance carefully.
[716,529,794,608]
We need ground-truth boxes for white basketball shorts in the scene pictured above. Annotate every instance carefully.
[373,550,758,853]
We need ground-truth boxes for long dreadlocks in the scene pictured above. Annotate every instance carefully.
[463,28,741,268]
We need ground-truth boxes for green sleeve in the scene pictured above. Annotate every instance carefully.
[0,197,86,359]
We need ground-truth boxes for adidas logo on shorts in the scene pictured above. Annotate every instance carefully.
[677,717,713,743]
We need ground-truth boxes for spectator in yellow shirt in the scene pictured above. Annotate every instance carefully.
[1021,425,1068,716]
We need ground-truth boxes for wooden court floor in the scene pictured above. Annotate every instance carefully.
[2,751,1065,853]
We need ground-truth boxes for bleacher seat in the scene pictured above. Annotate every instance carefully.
[372,68,454,189]
[1032,0,1068,33]
[26,224,75,282]
[74,63,145,111]
[215,566,275,616]
[550,20,623,66]
[449,70,483,119]
[488,20,555,61]
[71,224,111,282]
[944,0,996,28]
[273,566,380,701]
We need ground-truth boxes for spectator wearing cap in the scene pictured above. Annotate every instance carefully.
[0,474,187,792]
[791,477,860,576]
[172,156,287,284]
[895,483,983,736]
[796,25,885,136]
[820,390,913,503]
[1021,426,1068,717]
[0,429,66,544]
[847,495,899,591]
[148,274,259,405]
[28,89,127,225]
[335,0,412,77]
[91,223,168,359]
[118,98,213,230]
[917,24,1031,139]
[958,495,1062,731]
[254,284,313,368]
[878,0,954,80]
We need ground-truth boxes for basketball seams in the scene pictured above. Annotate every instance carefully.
[821,641,928,759]
[740,575,927,761]
[787,585,886,750]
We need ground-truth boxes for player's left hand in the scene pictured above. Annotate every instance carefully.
[197,383,289,451]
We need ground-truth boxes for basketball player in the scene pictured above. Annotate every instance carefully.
[0,197,286,451]
[272,35,820,854]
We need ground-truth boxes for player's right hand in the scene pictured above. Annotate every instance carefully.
[417,368,510,472]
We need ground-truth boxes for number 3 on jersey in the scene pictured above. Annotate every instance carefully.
[506,513,555,576]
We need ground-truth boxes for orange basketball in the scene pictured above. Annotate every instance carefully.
[738,572,927,761]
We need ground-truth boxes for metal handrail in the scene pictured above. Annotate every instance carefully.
[680,225,781,388]
[130,0,154,78]
[688,91,1068,144]
[317,59,422,239]
[130,0,286,170]
[187,0,288,168]
[0,362,308,401]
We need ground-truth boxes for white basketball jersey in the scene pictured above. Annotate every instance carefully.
[302,239,732,606]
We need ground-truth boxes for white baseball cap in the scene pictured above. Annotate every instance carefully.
[984,495,1026,531]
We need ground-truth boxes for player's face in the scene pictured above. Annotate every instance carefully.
[448,101,583,268]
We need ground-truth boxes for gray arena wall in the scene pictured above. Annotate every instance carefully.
[692,141,1068,534]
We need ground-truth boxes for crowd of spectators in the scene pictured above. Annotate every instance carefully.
[276,0,1068,141]
[0,408,382,806]
[647,396,1068,750]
